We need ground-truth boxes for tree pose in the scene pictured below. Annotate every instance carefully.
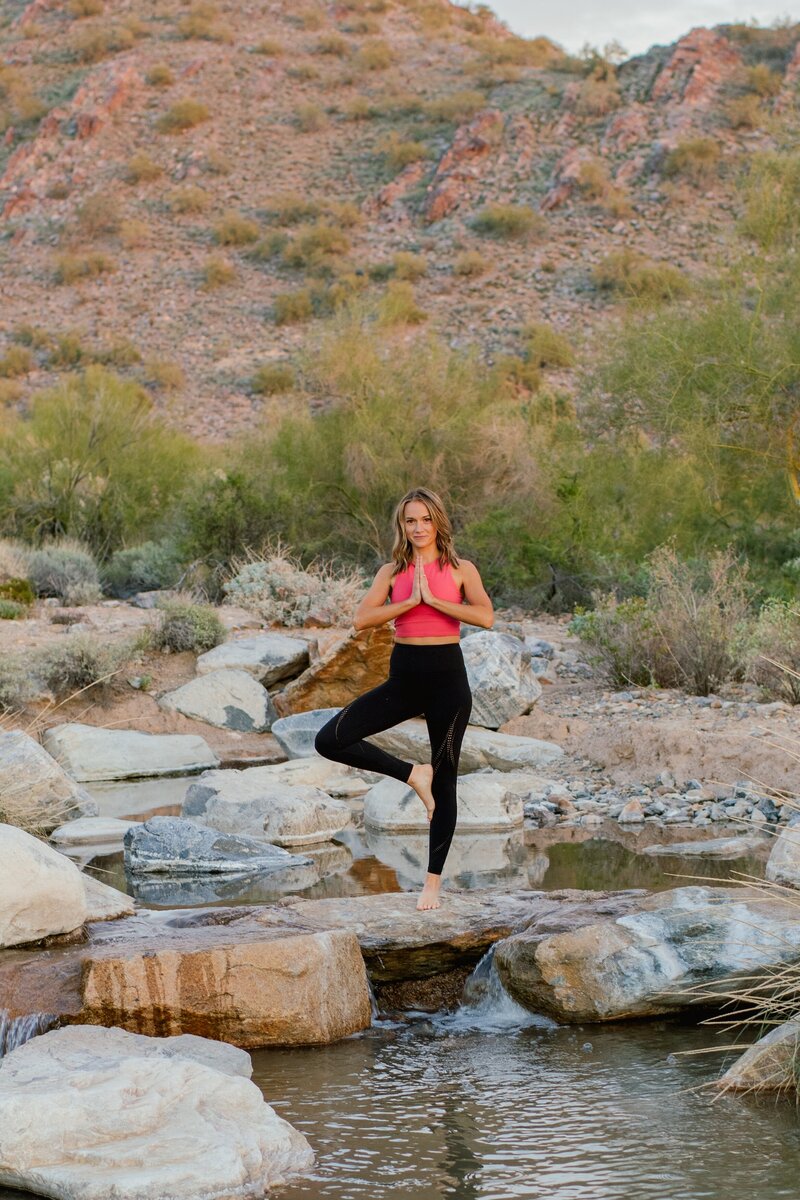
[314,487,494,911]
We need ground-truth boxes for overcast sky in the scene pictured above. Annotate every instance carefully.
[488,1,798,56]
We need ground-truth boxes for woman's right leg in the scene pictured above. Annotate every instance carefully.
[313,676,422,782]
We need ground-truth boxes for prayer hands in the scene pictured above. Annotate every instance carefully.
[416,553,434,604]
[410,556,423,605]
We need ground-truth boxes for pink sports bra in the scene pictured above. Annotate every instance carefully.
[390,558,463,638]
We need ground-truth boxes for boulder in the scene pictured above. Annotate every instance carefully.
[370,719,563,773]
[42,723,219,782]
[716,1019,800,1094]
[461,631,542,728]
[51,816,138,850]
[0,1025,314,1198]
[124,815,317,876]
[272,625,394,717]
[765,820,800,887]
[642,835,768,859]
[183,768,352,847]
[271,708,339,758]
[0,822,88,948]
[127,859,319,908]
[363,770,525,833]
[493,885,800,1023]
[82,874,135,922]
[228,755,377,798]
[196,633,310,684]
[0,906,373,1047]
[159,669,276,732]
[0,729,96,832]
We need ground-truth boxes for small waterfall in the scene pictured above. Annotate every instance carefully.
[441,947,556,1033]
[366,976,380,1022]
[0,1010,60,1058]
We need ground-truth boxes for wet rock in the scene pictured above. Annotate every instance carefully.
[0,1025,314,1198]
[461,631,542,728]
[765,819,800,887]
[363,770,525,833]
[0,823,88,948]
[0,729,96,832]
[272,626,394,718]
[370,719,563,773]
[124,816,318,876]
[196,634,309,684]
[717,1019,800,1093]
[271,709,339,758]
[51,816,138,851]
[42,724,219,782]
[363,828,531,890]
[642,835,767,859]
[494,886,800,1023]
[82,874,135,922]
[0,907,372,1047]
[159,669,276,732]
[183,768,352,846]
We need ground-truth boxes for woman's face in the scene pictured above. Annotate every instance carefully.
[403,500,437,553]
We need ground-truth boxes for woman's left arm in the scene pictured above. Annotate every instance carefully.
[423,559,494,629]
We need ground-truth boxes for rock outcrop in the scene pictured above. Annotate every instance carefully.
[716,1019,800,1094]
[272,625,394,717]
[765,819,800,887]
[423,109,505,222]
[363,770,525,833]
[124,815,317,877]
[370,718,564,773]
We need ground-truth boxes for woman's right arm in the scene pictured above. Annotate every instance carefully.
[353,563,418,631]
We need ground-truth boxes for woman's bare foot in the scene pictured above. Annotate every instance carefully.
[416,873,442,910]
[407,763,435,822]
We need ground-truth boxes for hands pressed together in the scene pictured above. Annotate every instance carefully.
[410,552,434,607]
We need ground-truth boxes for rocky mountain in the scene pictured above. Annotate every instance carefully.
[0,0,797,439]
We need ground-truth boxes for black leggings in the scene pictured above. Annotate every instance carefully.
[313,642,473,876]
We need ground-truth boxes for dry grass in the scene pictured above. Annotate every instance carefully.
[377,280,427,326]
[168,185,211,214]
[53,252,116,284]
[124,152,163,184]
[157,99,211,133]
[663,138,721,186]
[453,249,489,277]
[213,210,260,245]
[471,203,545,241]
[145,63,174,86]
[274,288,314,324]
[295,102,328,132]
[201,254,237,288]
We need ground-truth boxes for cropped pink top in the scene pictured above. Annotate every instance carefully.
[390,558,463,638]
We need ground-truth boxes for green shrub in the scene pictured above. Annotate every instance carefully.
[0,655,36,713]
[0,599,25,619]
[48,332,88,367]
[377,281,427,325]
[471,204,545,240]
[213,210,260,245]
[0,541,31,583]
[145,63,174,86]
[378,136,430,171]
[295,103,327,132]
[0,346,33,378]
[0,577,35,605]
[157,99,211,133]
[103,540,183,598]
[744,599,800,703]
[592,250,690,300]
[282,222,351,272]
[125,152,163,183]
[746,63,783,97]
[266,193,321,224]
[152,598,226,652]
[569,596,668,688]
[453,249,488,276]
[423,89,486,122]
[663,138,721,186]
[274,289,314,324]
[94,338,141,368]
[740,152,800,249]
[27,540,101,605]
[524,323,575,369]
[393,251,427,281]
[251,363,296,395]
[35,633,128,697]
[11,325,51,350]
[53,252,116,284]
[223,544,365,626]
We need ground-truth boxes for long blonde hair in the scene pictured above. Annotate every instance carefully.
[390,487,460,576]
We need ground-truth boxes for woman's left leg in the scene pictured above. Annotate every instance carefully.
[423,673,473,878]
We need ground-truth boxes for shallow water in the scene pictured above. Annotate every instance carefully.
[257,1016,800,1200]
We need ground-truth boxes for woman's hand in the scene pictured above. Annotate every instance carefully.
[410,555,422,605]
[417,554,434,604]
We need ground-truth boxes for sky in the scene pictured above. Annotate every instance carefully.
[488,1,799,56]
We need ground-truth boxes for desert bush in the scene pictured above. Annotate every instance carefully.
[169,185,211,214]
[424,89,486,122]
[524,323,575,369]
[574,77,620,116]
[592,250,690,300]
[377,281,426,325]
[727,94,764,130]
[295,102,327,132]
[145,63,174,86]
[740,152,800,249]
[251,363,296,395]
[68,0,104,14]
[201,254,236,288]
[0,578,35,606]
[0,599,26,620]
[746,62,783,96]
[48,332,88,368]
[157,99,211,133]
[11,325,51,350]
[324,200,362,228]
[152,597,226,652]
[202,150,231,175]
[27,539,101,605]
[0,346,33,378]
[75,192,122,238]
[254,38,284,56]
[393,251,427,281]
[0,656,37,713]
[471,34,556,67]
[213,210,260,245]
[342,95,377,120]
[266,193,321,224]
[663,138,721,186]
[378,135,430,171]
[569,595,670,688]
[125,152,163,183]
[0,541,31,583]
[93,338,141,369]
[282,222,350,271]
[315,32,349,55]
[355,39,392,69]
[142,358,185,392]
[0,380,23,406]
[471,203,545,240]
[70,23,134,63]
[744,599,800,703]
[119,219,150,249]
[223,543,366,626]
[103,540,183,598]
[35,633,128,697]
[274,289,314,324]
[177,3,231,41]
[453,249,488,276]
[53,252,116,284]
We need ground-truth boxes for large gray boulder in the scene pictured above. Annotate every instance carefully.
[461,631,542,728]
[765,819,800,887]
[124,815,318,876]
[370,719,563,773]
[159,669,276,732]
[493,885,800,1023]
[363,770,525,833]
[196,633,309,684]
[0,822,88,947]
[0,730,97,832]
[183,768,352,846]
[42,724,219,782]
[0,1025,314,1199]
[271,708,339,757]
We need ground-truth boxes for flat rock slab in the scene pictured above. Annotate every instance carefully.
[125,815,317,876]
[196,633,310,684]
[0,1025,313,1199]
[369,719,563,773]
[242,756,378,798]
[159,669,276,732]
[272,625,394,717]
[0,729,96,832]
[493,885,800,1023]
[363,771,525,832]
[43,724,219,782]
[51,816,139,849]
[0,906,372,1048]
[642,835,769,859]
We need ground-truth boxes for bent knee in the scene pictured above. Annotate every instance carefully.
[314,722,337,758]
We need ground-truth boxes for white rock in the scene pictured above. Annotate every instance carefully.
[364,828,528,887]
[271,708,339,757]
[0,1025,314,1199]
[196,633,309,684]
[0,729,96,831]
[50,816,138,848]
[230,756,377,798]
[643,835,767,859]
[461,630,542,728]
[363,770,525,833]
[766,821,800,887]
[0,823,88,948]
[159,669,276,732]
[183,768,352,847]
[82,873,135,921]
[370,719,563,773]
[42,724,219,782]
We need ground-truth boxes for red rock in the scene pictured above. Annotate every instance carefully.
[362,160,427,218]
[423,109,504,222]
[602,107,649,153]
[75,111,104,139]
[652,28,742,107]
[181,58,206,80]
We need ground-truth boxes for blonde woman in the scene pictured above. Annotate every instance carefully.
[314,487,494,911]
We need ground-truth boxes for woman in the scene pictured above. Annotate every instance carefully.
[314,487,494,911]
